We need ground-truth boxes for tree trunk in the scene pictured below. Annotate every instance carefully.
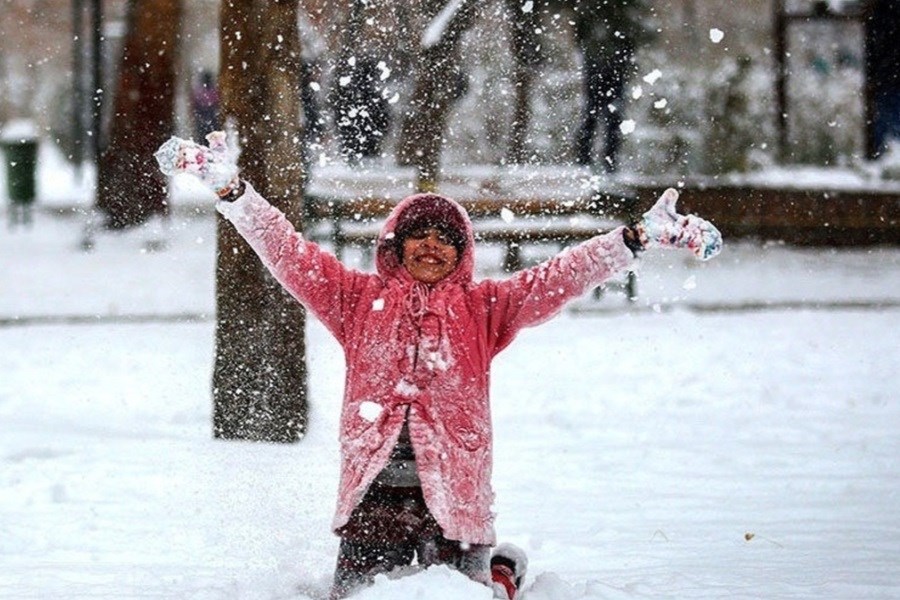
[396,0,479,191]
[96,0,182,229]
[504,0,540,165]
[215,0,307,443]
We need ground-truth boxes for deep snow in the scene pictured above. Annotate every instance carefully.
[1,150,899,599]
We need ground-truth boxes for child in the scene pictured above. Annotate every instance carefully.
[156,133,721,599]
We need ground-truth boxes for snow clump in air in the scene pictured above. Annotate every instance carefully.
[619,120,636,135]
[359,401,383,423]
[423,0,466,48]
[377,61,391,81]
[709,28,725,43]
[501,207,515,223]
[643,69,662,85]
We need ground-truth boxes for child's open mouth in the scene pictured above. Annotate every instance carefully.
[416,254,443,265]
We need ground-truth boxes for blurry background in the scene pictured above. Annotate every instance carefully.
[0,0,892,179]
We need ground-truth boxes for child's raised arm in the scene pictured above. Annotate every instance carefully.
[482,188,722,354]
[155,133,370,343]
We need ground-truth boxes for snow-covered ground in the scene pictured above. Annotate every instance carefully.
[1,152,899,599]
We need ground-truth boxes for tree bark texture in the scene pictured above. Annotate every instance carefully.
[396,0,479,191]
[215,0,307,443]
[96,0,182,229]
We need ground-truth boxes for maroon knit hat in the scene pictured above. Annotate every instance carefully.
[391,194,468,258]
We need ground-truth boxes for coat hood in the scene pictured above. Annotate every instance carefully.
[376,193,475,285]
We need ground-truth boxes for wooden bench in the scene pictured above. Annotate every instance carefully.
[305,192,637,247]
[303,192,639,299]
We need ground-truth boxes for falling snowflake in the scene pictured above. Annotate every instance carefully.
[500,207,515,223]
[709,28,725,43]
[643,69,662,84]
[377,61,391,81]
[619,120,636,135]
[654,98,668,109]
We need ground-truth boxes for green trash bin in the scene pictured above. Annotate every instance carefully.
[1,120,39,226]
[2,137,39,205]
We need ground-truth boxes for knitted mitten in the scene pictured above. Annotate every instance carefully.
[154,131,240,197]
[634,188,723,261]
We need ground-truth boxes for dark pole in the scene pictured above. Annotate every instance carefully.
[774,0,788,163]
[90,0,103,168]
[72,0,85,183]
[862,6,877,160]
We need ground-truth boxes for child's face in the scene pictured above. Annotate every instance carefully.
[401,227,460,284]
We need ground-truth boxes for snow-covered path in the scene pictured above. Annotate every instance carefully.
[1,211,899,599]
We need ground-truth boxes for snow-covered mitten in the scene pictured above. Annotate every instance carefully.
[491,543,528,600]
[634,188,723,260]
[154,131,241,198]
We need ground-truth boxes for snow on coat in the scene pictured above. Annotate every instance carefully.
[216,185,636,545]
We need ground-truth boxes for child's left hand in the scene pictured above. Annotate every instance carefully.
[634,188,723,260]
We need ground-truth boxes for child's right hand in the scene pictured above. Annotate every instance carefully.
[154,131,241,198]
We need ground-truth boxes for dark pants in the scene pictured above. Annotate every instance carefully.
[330,483,490,599]
[576,58,629,171]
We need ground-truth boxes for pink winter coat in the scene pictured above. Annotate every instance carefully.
[217,184,636,545]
